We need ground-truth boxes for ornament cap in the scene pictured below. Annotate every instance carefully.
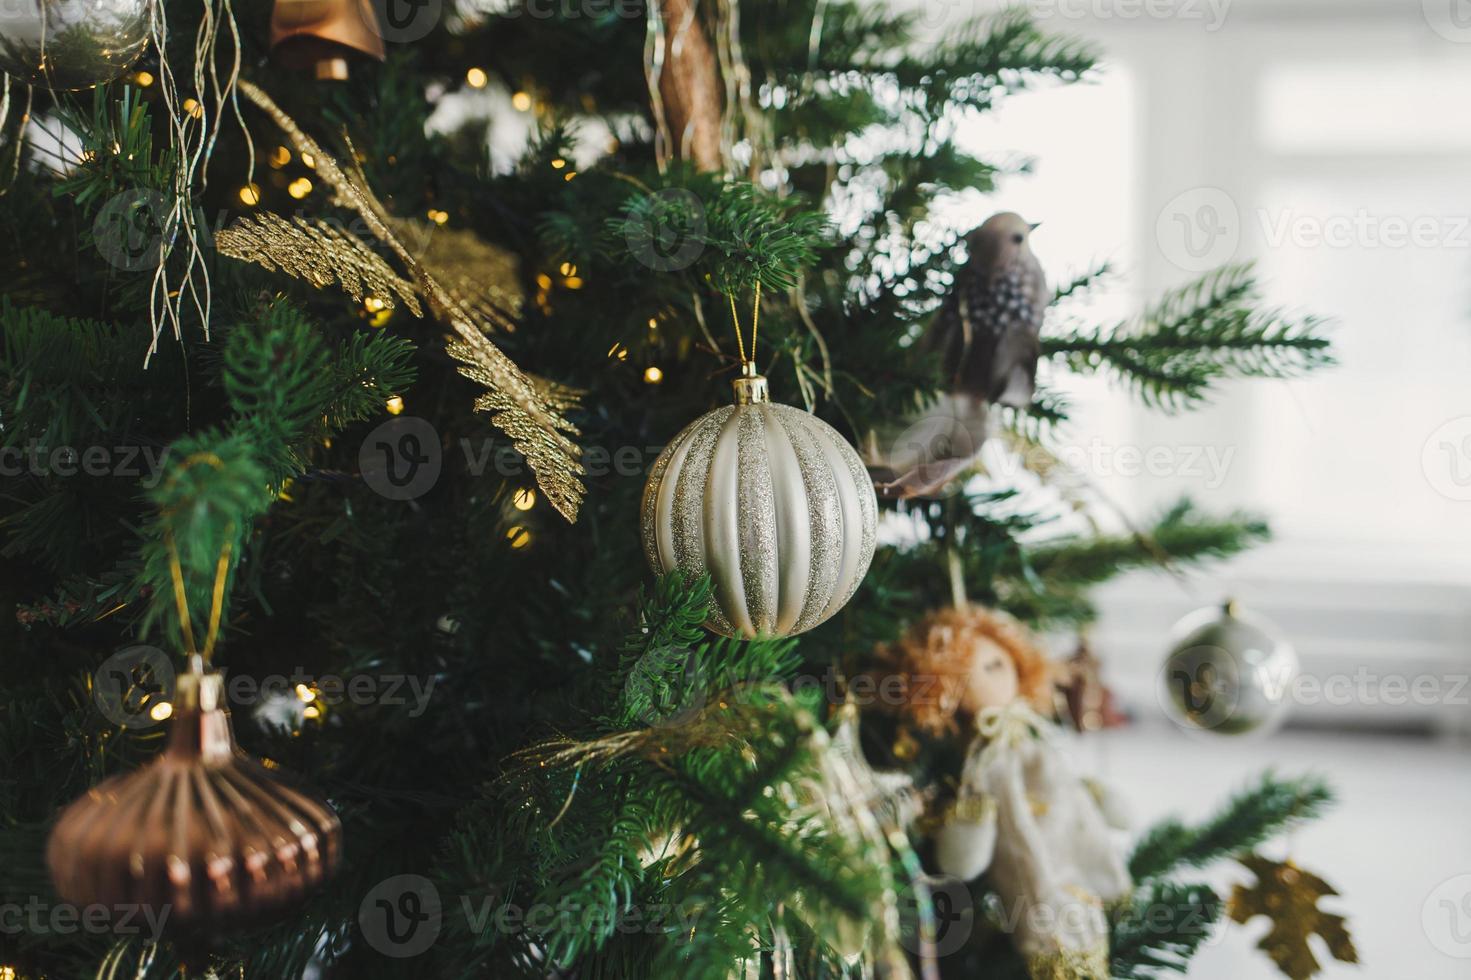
[732,373,770,405]
[315,57,351,81]
[169,669,237,765]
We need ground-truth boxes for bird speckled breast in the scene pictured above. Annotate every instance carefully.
[642,400,878,638]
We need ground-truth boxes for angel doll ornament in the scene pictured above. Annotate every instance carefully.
[872,607,1130,980]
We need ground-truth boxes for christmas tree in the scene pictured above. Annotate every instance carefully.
[0,1,1350,977]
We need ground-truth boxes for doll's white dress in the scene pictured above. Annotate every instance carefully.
[935,702,1131,980]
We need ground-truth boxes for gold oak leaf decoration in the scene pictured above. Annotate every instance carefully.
[216,213,421,315]
[1228,854,1358,980]
[224,80,585,522]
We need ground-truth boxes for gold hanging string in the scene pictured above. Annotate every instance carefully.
[728,291,746,366]
[164,527,234,664]
[0,76,33,196]
[748,280,762,364]
[725,280,763,371]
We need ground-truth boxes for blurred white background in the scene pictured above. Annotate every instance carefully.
[910,0,1471,977]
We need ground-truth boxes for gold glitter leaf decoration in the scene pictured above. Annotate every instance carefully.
[216,213,421,315]
[391,218,522,331]
[1228,854,1358,980]
[449,340,583,523]
[233,80,584,522]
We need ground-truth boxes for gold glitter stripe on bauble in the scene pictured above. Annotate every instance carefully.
[771,405,842,635]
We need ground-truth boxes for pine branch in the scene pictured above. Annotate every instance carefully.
[532,789,658,963]
[1051,260,1116,305]
[223,300,416,487]
[610,572,800,730]
[916,8,1098,114]
[608,177,829,295]
[0,299,156,453]
[136,430,266,646]
[1129,772,1334,882]
[325,330,419,428]
[1043,265,1334,410]
[1110,881,1223,979]
[792,7,1097,118]
[52,85,169,211]
[1020,499,1271,589]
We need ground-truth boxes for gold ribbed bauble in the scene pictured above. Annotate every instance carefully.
[641,372,878,638]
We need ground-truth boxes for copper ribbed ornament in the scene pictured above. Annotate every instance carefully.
[269,0,384,81]
[48,664,341,934]
[0,0,153,91]
[641,367,878,638]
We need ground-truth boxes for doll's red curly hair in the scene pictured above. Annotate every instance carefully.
[870,605,1054,737]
